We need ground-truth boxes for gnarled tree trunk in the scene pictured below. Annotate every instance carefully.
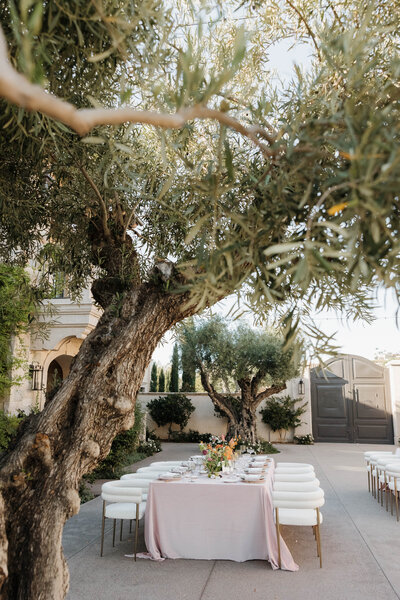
[200,367,286,444]
[0,282,193,600]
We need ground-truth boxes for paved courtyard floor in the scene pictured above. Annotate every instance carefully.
[64,442,400,600]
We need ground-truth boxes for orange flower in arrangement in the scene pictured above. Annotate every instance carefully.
[224,447,233,460]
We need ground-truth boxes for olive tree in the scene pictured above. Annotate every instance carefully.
[0,1,399,598]
[180,316,299,442]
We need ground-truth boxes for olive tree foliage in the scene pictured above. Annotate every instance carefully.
[179,316,299,442]
[0,1,399,598]
[0,265,39,398]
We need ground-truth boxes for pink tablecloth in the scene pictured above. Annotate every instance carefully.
[143,465,298,571]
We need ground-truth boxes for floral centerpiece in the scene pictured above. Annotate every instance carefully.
[199,436,237,477]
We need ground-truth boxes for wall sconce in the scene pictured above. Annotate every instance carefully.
[29,363,44,391]
[298,378,305,395]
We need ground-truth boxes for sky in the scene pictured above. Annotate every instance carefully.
[152,287,400,366]
[152,28,400,367]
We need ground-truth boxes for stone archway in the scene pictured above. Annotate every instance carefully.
[46,354,74,394]
[311,354,394,443]
[46,359,63,395]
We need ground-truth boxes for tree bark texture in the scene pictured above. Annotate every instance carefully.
[200,366,286,444]
[0,282,194,600]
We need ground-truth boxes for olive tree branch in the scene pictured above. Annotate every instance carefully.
[0,25,276,157]
[77,164,111,240]
[285,0,322,61]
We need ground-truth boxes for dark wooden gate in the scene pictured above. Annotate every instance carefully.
[311,355,393,443]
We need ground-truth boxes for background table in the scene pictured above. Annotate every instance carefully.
[143,466,298,571]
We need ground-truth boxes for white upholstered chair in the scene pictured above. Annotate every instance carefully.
[385,463,400,521]
[100,481,146,560]
[272,488,325,568]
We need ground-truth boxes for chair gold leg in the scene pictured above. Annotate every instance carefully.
[316,524,322,568]
[112,519,116,547]
[316,509,322,568]
[385,476,389,512]
[100,501,106,557]
[120,519,123,541]
[275,508,281,569]
[391,486,394,515]
[395,481,399,522]
[134,503,140,562]
[368,469,370,493]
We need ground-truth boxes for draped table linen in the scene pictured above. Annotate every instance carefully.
[142,463,298,571]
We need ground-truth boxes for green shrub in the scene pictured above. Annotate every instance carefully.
[79,480,94,504]
[137,439,162,455]
[0,264,39,397]
[147,394,195,439]
[0,410,25,452]
[239,439,279,455]
[169,429,213,443]
[89,403,144,479]
[294,434,314,445]
[260,395,307,434]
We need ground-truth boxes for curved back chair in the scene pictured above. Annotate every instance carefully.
[136,465,176,473]
[385,463,400,521]
[274,472,317,483]
[276,463,314,469]
[100,481,146,560]
[121,472,159,481]
[364,452,396,495]
[375,457,400,508]
[275,466,314,475]
[273,480,320,492]
[150,461,184,467]
[272,488,325,568]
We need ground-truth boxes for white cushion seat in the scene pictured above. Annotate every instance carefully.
[105,501,146,520]
[276,508,324,527]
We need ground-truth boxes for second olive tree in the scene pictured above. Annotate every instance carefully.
[180,317,299,443]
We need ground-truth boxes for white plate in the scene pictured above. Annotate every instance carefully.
[223,477,240,483]
[245,467,263,473]
[242,474,263,482]
[158,473,181,480]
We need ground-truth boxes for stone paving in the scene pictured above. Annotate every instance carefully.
[64,442,400,600]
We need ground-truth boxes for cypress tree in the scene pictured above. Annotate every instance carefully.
[180,342,196,392]
[169,344,179,392]
[158,367,165,392]
[150,363,158,392]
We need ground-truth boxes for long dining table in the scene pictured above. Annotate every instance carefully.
[142,461,298,571]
